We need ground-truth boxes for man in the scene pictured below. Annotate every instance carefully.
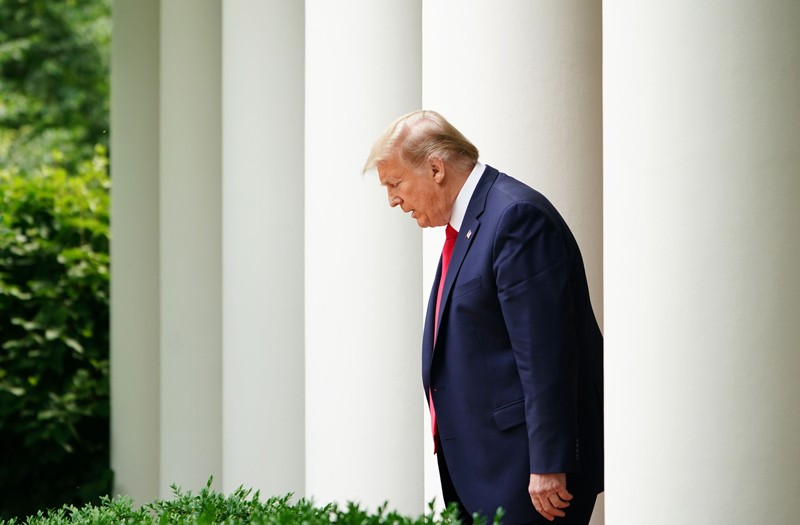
[364,110,604,525]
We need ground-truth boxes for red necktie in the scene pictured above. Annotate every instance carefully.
[435,224,458,339]
[430,224,458,453]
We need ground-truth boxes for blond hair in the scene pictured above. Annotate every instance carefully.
[363,110,479,174]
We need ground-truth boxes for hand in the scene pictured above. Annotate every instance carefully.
[528,472,572,521]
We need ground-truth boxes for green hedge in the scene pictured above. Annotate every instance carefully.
[0,147,112,519]
[0,480,504,525]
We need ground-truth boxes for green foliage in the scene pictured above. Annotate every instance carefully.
[0,146,112,519]
[0,0,111,172]
[0,479,505,525]
[0,0,112,516]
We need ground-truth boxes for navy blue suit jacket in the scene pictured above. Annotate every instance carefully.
[422,166,604,524]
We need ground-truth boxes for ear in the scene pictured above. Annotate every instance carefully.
[430,157,446,184]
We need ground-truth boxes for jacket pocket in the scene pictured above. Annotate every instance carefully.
[453,275,482,298]
[493,398,525,431]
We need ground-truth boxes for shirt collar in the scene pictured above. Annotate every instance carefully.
[449,161,485,232]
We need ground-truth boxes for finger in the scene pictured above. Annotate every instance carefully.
[533,499,564,521]
[542,502,566,519]
[547,492,570,509]
[556,487,574,502]
[532,498,556,521]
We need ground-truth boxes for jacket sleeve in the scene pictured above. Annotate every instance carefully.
[493,201,579,474]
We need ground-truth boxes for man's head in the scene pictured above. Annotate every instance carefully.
[364,110,479,228]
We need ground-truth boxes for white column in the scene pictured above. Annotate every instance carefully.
[159,0,223,496]
[221,0,305,496]
[305,0,423,514]
[422,3,604,522]
[604,2,800,523]
[110,0,160,505]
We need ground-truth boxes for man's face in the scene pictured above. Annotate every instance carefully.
[377,156,450,228]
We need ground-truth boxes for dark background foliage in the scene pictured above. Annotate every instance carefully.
[0,154,111,518]
[0,0,110,172]
[0,0,111,519]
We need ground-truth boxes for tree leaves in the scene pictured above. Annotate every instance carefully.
[0,0,110,173]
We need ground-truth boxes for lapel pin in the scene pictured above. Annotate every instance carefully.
[466,229,472,239]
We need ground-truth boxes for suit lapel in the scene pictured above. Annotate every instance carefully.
[433,165,499,351]
[435,217,479,342]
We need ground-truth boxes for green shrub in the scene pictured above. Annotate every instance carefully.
[0,479,504,525]
[0,146,112,519]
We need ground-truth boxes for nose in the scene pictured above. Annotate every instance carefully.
[387,188,402,208]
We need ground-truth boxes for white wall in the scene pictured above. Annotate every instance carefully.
[110,0,161,505]
[112,0,305,502]
[222,0,305,497]
[604,1,800,523]
[304,0,424,514]
[158,0,223,496]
